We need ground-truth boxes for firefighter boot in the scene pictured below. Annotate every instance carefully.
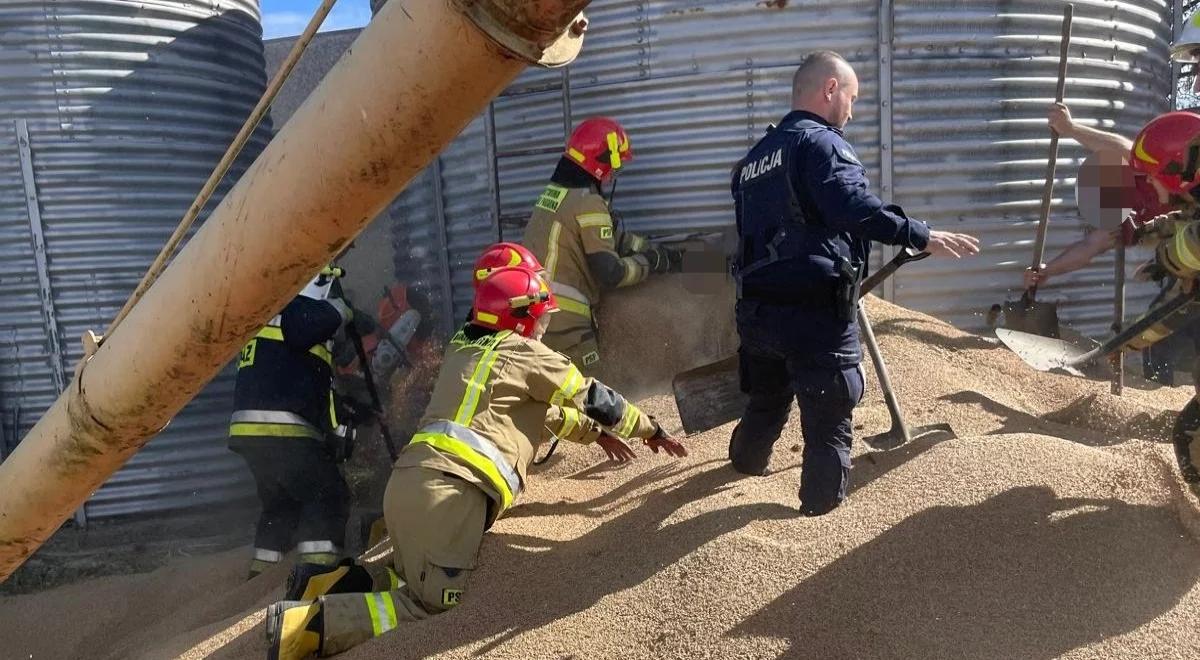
[284,558,374,602]
[267,600,323,660]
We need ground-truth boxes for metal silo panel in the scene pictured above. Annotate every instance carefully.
[438,117,499,323]
[0,0,271,519]
[890,0,1173,334]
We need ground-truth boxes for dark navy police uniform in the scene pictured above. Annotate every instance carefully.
[730,110,930,516]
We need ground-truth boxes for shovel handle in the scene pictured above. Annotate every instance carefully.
[1029,5,1074,295]
[857,305,912,445]
[860,248,931,298]
[1070,289,1198,367]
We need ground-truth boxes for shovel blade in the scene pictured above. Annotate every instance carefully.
[671,354,747,435]
[995,327,1097,376]
[1000,297,1062,338]
[863,423,956,452]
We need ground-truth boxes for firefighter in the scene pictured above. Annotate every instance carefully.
[522,117,682,371]
[1026,111,1200,385]
[229,266,356,579]
[264,265,687,660]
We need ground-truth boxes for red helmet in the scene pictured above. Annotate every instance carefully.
[565,117,633,183]
[1129,111,1200,198]
[472,267,557,338]
[473,242,543,287]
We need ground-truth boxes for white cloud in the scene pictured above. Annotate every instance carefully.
[262,1,371,40]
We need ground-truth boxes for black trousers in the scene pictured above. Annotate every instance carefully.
[729,301,864,516]
[230,438,350,555]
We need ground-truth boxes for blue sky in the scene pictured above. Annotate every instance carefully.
[260,0,371,39]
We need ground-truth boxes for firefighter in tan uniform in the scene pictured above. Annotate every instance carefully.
[265,265,687,660]
[523,117,682,370]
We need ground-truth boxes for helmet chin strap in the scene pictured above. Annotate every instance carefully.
[604,170,620,206]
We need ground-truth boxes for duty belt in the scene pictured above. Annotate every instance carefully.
[408,420,522,512]
[738,284,838,308]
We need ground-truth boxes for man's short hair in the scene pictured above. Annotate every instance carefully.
[792,50,851,97]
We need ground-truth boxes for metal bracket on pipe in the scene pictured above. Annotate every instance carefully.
[455,0,587,67]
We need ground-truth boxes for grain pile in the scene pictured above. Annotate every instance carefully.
[4,295,1200,660]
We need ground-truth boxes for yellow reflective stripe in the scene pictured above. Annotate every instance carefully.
[364,594,382,636]
[328,391,338,428]
[606,131,621,169]
[546,222,562,280]
[229,422,321,439]
[567,147,586,164]
[1134,134,1160,165]
[380,593,398,632]
[1176,230,1200,271]
[555,296,590,317]
[255,326,332,366]
[617,403,641,438]
[410,432,515,511]
[453,334,507,426]
[618,257,647,287]
[576,213,612,228]
[387,568,401,590]
[628,234,648,252]
[558,407,580,438]
[1140,325,1169,344]
[552,366,585,406]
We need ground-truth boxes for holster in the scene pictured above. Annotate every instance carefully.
[835,257,862,322]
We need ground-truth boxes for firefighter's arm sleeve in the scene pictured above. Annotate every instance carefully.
[542,405,604,444]
[577,201,652,290]
[798,134,931,250]
[279,297,350,350]
[524,341,658,441]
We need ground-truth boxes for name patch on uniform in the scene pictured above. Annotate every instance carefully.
[740,148,783,183]
[535,184,568,213]
[238,340,256,369]
[599,226,613,239]
[837,146,861,166]
[442,589,464,607]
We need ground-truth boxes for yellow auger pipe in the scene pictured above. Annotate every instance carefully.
[0,0,589,581]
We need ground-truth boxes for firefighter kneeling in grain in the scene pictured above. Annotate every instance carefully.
[265,265,687,660]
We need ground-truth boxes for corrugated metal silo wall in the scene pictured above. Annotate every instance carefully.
[389,0,1174,336]
[890,0,1173,334]
[0,1,271,520]
[392,0,884,325]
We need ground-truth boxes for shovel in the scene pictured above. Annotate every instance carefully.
[858,304,956,451]
[992,4,1073,338]
[672,247,929,436]
[996,289,1200,376]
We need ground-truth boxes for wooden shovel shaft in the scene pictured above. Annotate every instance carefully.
[1027,4,1074,301]
[1111,243,1126,395]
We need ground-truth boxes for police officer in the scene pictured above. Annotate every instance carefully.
[729,50,979,516]
[523,117,682,371]
[229,266,356,578]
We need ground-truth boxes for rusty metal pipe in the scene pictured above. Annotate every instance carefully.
[0,0,588,581]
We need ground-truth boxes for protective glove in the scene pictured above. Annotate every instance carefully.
[596,431,637,463]
[646,245,684,274]
[644,424,688,458]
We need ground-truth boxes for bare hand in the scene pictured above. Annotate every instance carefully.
[1048,102,1075,137]
[925,230,981,258]
[645,428,688,458]
[596,432,636,463]
[1024,265,1048,289]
